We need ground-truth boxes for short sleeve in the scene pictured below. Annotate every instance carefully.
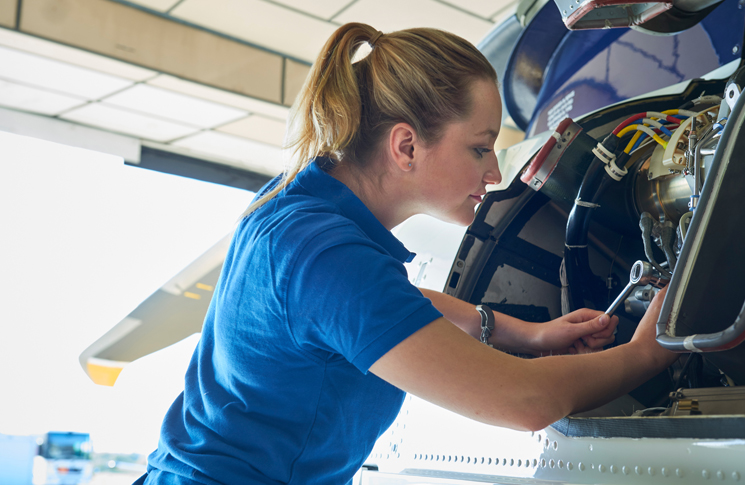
[286,225,443,373]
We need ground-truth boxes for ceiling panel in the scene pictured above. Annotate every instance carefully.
[284,59,311,107]
[172,131,284,176]
[271,0,355,20]
[124,0,183,11]
[216,115,286,147]
[334,0,493,47]
[102,84,247,129]
[438,0,515,18]
[171,0,339,63]
[61,103,199,142]
[0,80,87,115]
[0,29,156,81]
[0,46,133,99]
[22,0,284,103]
[146,75,290,121]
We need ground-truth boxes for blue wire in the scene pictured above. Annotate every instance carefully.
[631,133,647,152]
[658,125,674,137]
[629,114,693,153]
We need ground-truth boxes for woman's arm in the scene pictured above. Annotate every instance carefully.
[370,288,677,431]
[419,288,617,355]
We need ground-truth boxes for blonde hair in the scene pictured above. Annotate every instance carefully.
[245,22,497,215]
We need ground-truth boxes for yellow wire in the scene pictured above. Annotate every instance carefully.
[624,131,643,154]
[618,122,669,155]
[617,125,638,138]
[636,125,668,149]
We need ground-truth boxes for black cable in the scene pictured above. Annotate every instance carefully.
[674,353,695,390]
[564,134,620,310]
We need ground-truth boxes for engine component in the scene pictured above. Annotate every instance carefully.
[624,286,659,317]
[639,212,673,277]
[656,87,745,360]
[634,105,721,225]
[665,387,745,416]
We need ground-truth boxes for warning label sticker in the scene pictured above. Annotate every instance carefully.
[546,90,575,130]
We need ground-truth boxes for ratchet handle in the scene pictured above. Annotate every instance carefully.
[606,281,636,317]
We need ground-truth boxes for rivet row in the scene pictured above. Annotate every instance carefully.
[370,452,740,482]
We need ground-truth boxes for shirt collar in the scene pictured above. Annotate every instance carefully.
[294,158,416,264]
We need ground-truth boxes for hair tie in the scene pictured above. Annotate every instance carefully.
[369,30,384,48]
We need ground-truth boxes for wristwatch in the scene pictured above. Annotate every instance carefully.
[476,304,494,347]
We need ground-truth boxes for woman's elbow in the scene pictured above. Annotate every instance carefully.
[479,406,565,433]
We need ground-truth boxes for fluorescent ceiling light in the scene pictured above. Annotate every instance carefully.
[103,84,247,129]
[122,0,183,11]
[172,131,284,176]
[171,0,337,63]
[334,0,493,47]
[0,80,86,116]
[62,103,199,142]
[0,46,133,99]
[438,0,513,18]
[147,75,290,121]
[270,0,356,20]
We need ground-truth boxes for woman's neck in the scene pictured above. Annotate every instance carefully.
[328,160,413,231]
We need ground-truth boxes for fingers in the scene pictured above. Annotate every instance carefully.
[564,313,613,341]
[582,334,616,349]
[591,315,619,338]
[570,338,597,355]
[564,307,604,323]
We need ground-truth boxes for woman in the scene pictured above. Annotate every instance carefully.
[140,23,676,485]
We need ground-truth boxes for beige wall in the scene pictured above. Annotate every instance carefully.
[283,58,310,107]
[0,0,17,29]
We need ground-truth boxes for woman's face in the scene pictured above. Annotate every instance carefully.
[416,79,503,226]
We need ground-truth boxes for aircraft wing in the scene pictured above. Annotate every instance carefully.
[79,232,232,386]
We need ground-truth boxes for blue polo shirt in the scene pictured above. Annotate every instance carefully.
[145,158,443,485]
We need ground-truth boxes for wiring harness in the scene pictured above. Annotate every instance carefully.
[562,110,695,312]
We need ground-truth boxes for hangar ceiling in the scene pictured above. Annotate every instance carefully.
[0,0,519,179]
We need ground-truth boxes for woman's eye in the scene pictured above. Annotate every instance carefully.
[474,147,492,158]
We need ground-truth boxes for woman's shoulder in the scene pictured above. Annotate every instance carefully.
[244,191,368,252]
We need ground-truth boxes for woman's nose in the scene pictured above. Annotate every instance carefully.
[484,154,502,185]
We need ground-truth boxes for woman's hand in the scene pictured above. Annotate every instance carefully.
[629,287,679,368]
[524,309,618,356]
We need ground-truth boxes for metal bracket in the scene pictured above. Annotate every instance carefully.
[726,83,741,111]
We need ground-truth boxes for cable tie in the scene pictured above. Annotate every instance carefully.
[604,159,628,182]
[592,142,615,165]
[551,132,562,142]
[574,199,600,208]
[565,243,588,249]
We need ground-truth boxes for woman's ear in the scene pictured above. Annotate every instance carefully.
[388,123,417,172]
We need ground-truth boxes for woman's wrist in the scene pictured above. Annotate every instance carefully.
[487,311,535,353]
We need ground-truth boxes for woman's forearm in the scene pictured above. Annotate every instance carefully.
[419,288,532,351]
